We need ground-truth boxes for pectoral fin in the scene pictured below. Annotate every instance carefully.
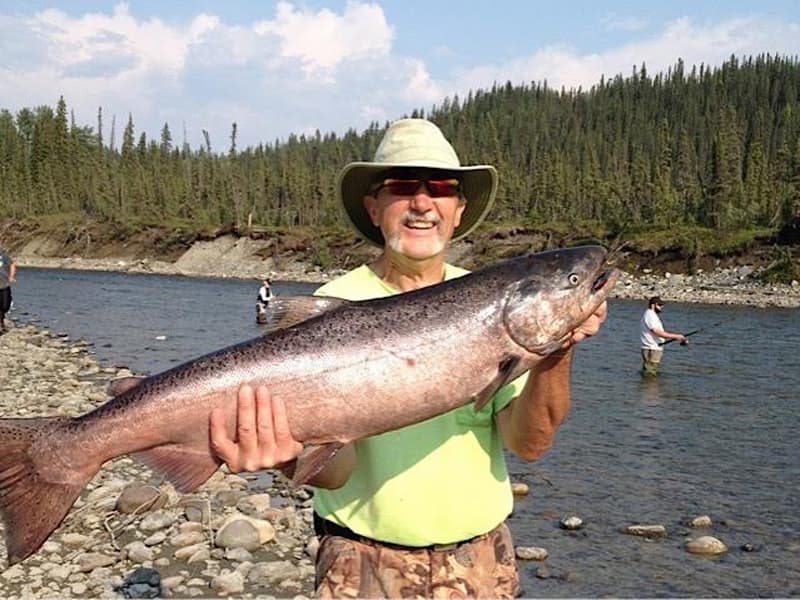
[472,356,522,411]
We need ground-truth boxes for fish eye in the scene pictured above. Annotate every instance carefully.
[568,273,580,286]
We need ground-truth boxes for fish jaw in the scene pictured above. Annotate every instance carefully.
[502,246,619,354]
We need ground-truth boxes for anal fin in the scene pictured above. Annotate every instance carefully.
[134,445,221,493]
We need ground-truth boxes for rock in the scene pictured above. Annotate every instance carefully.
[218,513,276,545]
[181,499,211,523]
[247,560,301,585]
[124,541,155,563]
[60,532,91,548]
[139,510,178,532]
[559,516,584,530]
[116,484,167,514]
[510,482,529,496]
[515,546,548,561]
[624,524,666,538]
[305,536,320,561]
[686,536,728,555]
[118,567,161,598]
[224,547,255,562]
[689,515,712,528]
[237,493,272,517]
[173,543,208,560]
[169,531,206,548]
[211,571,245,595]
[76,552,117,573]
[143,531,168,546]
[215,520,262,551]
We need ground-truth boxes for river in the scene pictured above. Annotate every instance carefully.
[9,267,800,597]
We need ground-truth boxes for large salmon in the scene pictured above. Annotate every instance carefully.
[0,245,618,564]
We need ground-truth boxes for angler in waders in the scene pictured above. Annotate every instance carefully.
[640,296,687,376]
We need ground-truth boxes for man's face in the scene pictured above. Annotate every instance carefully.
[654,303,664,313]
[363,171,466,260]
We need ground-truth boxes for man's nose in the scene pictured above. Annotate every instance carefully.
[409,185,435,211]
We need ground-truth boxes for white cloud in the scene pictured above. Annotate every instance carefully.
[601,13,647,32]
[448,17,800,96]
[253,0,392,77]
[1,5,799,151]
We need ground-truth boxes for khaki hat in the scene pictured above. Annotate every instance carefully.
[337,118,498,247]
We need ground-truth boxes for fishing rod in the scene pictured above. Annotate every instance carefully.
[659,315,738,346]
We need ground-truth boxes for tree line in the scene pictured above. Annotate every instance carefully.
[1,53,799,236]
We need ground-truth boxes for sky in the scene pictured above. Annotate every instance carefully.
[1,1,799,151]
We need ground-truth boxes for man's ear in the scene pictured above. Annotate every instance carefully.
[453,198,466,228]
[364,195,380,226]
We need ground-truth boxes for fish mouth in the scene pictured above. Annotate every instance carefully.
[592,268,619,294]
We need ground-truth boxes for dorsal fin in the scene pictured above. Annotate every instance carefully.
[107,376,147,397]
[260,296,349,334]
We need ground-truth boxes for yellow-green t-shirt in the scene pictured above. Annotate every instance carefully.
[312,263,527,546]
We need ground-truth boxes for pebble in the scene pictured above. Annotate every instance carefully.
[515,546,549,561]
[116,483,167,514]
[686,536,728,555]
[689,515,713,528]
[625,524,667,538]
[510,482,530,496]
[215,520,262,551]
[560,516,584,530]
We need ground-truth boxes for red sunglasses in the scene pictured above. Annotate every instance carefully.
[370,177,461,198]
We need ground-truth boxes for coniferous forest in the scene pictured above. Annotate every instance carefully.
[1,54,800,244]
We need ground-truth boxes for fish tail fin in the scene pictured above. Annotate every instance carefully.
[0,417,88,565]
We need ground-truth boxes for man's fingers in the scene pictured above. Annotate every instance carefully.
[209,408,238,466]
[270,393,303,461]
[255,386,275,448]
[236,384,258,456]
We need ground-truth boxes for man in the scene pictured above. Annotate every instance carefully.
[0,247,16,334]
[256,278,274,323]
[640,295,687,376]
[210,119,607,597]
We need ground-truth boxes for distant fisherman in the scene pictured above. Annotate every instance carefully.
[0,246,16,334]
[640,295,687,376]
[211,118,609,598]
[256,278,274,323]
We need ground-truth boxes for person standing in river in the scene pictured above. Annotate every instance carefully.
[640,295,687,376]
[210,118,608,598]
[0,247,16,334]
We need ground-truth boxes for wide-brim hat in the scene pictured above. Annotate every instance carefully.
[337,118,498,247]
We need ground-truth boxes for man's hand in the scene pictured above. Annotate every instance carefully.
[210,384,303,473]
[563,300,608,348]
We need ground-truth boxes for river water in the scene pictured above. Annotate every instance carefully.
[8,267,800,597]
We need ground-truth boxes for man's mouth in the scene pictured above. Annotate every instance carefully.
[404,218,437,230]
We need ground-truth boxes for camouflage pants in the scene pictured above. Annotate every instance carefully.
[641,348,663,377]
[315,522,520,599]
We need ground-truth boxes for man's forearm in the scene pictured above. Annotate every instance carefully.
[498,349,573,461]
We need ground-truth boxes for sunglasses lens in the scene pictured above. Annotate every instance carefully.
[426,179,460,197]
[383,179,460,197]
[385,180,422,195]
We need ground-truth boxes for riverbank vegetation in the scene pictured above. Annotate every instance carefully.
[1,54,799,281]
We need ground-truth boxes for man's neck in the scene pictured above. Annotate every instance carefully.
[369,251,447,292]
